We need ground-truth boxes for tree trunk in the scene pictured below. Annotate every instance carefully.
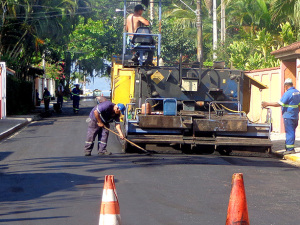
[64,51,71,94]
[221,0,226,43]
[196,0,203,65]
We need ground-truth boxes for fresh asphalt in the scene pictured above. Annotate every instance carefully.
[1,99,300,224]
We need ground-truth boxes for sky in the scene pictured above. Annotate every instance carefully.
[85,76,111,95]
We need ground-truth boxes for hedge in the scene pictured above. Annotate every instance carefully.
[6,75,34,115]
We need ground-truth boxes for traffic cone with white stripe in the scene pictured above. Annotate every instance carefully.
[99,175,121,225]
[226,173,250,225]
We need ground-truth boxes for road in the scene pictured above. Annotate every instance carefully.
[1,99,300,225]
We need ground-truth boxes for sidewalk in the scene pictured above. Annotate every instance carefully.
[0,97,91,142]
[270,133,300,162]
[0,104,50,142]
[0,115,41,141]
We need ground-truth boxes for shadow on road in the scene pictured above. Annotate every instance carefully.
[0,171,101,202]
[0,216,69,223]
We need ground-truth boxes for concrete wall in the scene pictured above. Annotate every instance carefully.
[247,58,300,134]
[35,77,55,103]
[246,67,282,133]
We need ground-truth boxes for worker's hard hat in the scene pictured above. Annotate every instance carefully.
[117,103,126,115]
[284,78,293,84]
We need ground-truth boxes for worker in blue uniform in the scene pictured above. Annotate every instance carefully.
[71,84,81,114]
[43,87,51,112]
[84,101,125,156]
[262,78,300,155]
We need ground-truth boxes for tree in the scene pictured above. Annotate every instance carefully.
[225,0,273,37]
[160,17,197,62]
[271,0,300,40]
[161,0,213,62]
[68,17,122,77]
[0,0,92,79]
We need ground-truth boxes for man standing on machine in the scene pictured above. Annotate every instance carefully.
[126,4,153,65]
[126,5,149,34]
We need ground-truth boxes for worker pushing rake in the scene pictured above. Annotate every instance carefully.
[84,99,149,156]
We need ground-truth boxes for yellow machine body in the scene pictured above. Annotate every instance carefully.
[111,56,136,107]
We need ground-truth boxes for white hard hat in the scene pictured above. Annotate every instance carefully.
[284,78,293,84]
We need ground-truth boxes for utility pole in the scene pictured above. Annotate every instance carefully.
[196,0,203,65]
[212,0,217,60]
[150,0,154,22]
[221,0,226,43]
[42,53,46,90]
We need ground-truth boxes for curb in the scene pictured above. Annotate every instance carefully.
[283,154,300,162]
[0,114,41,141]
[272,149,300,163]
[0,120,30,141]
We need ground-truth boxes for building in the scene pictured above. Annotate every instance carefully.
[246,41,300,134]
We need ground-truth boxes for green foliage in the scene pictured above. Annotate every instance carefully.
[33,61,65,80]
[279,22,296,45]
[160,18,197,62]
[68,17,122,77]
[228,40,250,70]
[69,18,121,60]
[227,28,280,70]
[1,0,300,83]
[203,61,213,67]
[0,0,92,79]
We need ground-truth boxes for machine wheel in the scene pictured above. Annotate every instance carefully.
[193,145,215,154]
[216,146,232,156]
[181,144,192,154]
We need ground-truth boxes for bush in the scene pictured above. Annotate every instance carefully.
[6,75,34,115]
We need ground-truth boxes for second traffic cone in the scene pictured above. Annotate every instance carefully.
[99,175,121,225]
[225,173,250,225]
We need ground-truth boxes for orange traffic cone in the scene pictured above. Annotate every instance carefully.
[99,175,121,225]
[226,173,250,225]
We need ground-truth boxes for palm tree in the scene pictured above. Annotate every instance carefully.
[271,0,300,38]
[163,0,214,61]
[225,0,272,36]
[0,0,92,79]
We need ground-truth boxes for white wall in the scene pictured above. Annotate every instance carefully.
[0,62,6,119]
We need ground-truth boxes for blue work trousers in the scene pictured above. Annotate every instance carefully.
[84,120,109,154]
[284,118,298,151]
[57,96,63,108]
[73,98,80,111]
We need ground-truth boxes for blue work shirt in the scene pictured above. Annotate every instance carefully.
[71,88,81,100]
[89,101,120,124]
[279,87,300,119]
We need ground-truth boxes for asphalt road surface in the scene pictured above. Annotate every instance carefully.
[1,98,300,225]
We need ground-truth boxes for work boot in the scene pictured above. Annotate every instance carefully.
[98,151,112,156]
[85,152,91,156]
[283,149,296,155]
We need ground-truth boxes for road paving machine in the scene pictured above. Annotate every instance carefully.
[111,0,272,154]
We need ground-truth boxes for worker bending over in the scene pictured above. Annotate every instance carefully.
[84,101,125,156]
